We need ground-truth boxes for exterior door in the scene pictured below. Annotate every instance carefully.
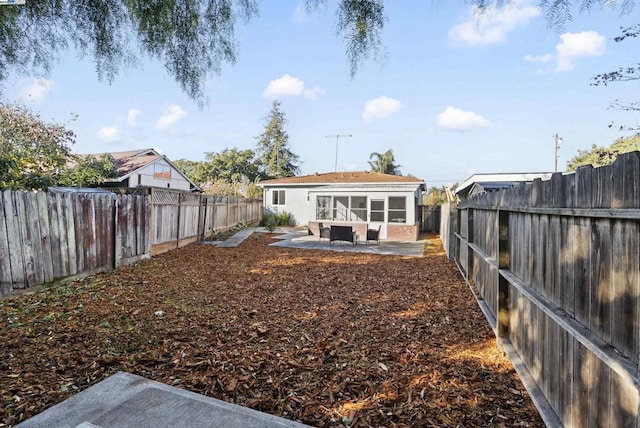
[369,199,386,239]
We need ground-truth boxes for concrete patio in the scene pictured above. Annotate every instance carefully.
[265,228,426,257]
[204,226,426,257]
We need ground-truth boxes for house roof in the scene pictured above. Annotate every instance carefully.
[455,172,554,196]
[259,171,424,186]
[75,148,201,191]
[76,148,161,177]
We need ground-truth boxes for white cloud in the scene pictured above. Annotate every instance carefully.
[97,125,121,143]
[155,104,188,131]
[556,31,605,71]
[127,108,141,126]
[263,74,305,98]
[343,163,357,171]
[19,79,54,103]
[449,1,540,46]
[262,74,324,100]
[293,3,309,24]
[436,106,490,131]
[525,30,606,72]
[362,96,402,123]
[303,86,325,100]
[524,53,553,63]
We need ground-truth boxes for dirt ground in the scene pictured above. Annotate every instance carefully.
[0,234,543,427]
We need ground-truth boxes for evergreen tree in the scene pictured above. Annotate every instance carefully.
[255,101,300,179]
[368,149,401,175]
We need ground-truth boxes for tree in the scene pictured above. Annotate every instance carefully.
[59,154,119,187]
[255,101,300,179]
[173,158,217,187]
[566,134,640,171]
[0,103,75,189]
[204,148,262,183]
[592,24,640,129]
[368,149,401,175]
[423,186,448,206]
[3,1,626,102]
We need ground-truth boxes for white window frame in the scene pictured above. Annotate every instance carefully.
[388,196,407,223]
[315,195,368,222]
[272,190,286,206]
[154,163,171,180]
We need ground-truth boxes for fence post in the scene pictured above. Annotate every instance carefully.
[497,209,510,338]
[467,208,474,279]
[176,192,182,246]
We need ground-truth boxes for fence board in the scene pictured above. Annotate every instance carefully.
[574,218,591,327]
[0,192,12,294]
[25,192,45,285]
[590,219,612,343]
[37,192,54,283]
[64,193,78,276]
[3,190,25,287]
[16,192,37,287]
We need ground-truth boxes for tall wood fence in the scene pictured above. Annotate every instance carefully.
[420,205,440,232]
[0,189,149,296]
[0,188,262,296]
[441,151,640,427]
[150,189,262,255]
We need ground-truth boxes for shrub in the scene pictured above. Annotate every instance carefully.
[260,211,292,232]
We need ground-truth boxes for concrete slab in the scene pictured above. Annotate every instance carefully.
[201,226,425,257]
[268,229,425,257]
[204,227,257,248]
[17,372,310,428]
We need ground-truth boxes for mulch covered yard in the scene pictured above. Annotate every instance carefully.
[0,234,543,427]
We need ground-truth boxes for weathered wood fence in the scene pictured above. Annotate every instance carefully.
[0,189,149,296]
[441,151,640,427]
[420,205,440,232]
[150,189,262,255]
[0,188,261,296]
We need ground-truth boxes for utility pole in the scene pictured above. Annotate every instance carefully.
[554,133,563,172]
[325,134,352,172]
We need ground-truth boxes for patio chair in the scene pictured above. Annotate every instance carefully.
[366,225,381,245]
[318,222,331,241]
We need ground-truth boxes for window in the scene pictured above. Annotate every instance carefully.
[350,196,367,222]
[333,197,349,221]
[272,190,286,206]
[316,195,368,222]
[316,196,331,220]
[154,164,171,180]
[370,200,385,222]
[388,197,406,223]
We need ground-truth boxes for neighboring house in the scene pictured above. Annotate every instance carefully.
[455,172,554,201]
[258,171,426,241]
[78,148,200,192]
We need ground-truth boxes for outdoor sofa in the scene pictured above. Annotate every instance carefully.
[329,225,357,246]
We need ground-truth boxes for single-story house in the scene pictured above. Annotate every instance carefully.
[455,172,554,200]
[77,148,200,192]
[258,171,426,241]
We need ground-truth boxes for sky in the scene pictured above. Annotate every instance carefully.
[4,0,640,187]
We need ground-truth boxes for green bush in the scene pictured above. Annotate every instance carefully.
[260,211,292,232]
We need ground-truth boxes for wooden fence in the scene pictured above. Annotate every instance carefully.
[420,205,440,232]
[0,188,262,296]
[150,189,262,255]
[442,151,640,427]
[0,189,149,296]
